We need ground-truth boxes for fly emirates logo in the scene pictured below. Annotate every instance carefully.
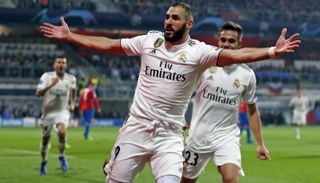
[202,87,236,105]
[145,61,186,82]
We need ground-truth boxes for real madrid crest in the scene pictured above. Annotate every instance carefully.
[209,66,217,74]
[233,79,240,88]
[154,38,164,48]
[178,52,187,63]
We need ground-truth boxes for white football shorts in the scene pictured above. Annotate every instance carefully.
[104,114,184,183]
[292,111,307,125]
[40,112,70,136]
[182,138,244,179]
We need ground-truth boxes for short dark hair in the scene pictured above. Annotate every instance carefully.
[219,21,243,40]
[55,55,66,59]
[54,55,67,64]
[170,2,193,21]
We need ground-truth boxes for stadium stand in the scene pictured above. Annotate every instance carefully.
[0,0,320,126]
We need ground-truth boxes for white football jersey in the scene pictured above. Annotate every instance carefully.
[186,64,257,153]
[121,31,222,126]
[289,95,309,114]
[37,71,77,117]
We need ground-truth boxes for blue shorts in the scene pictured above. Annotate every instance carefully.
[239,112,248,126]
[83,110,94,123]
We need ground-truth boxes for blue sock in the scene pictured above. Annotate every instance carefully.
[246,128,252,143]
[84,124,90,139]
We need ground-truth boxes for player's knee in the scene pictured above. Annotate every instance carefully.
[222,176,238,183]
[42,135,51,143]
[58,135,66,144]
[181,177,197,183]
[157,175,180,183]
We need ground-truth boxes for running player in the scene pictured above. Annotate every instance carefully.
[40,3,299,182]
[181,21,270,183]
[79,80,101,140]
[239,101,253,144]
[36,56,77,176]
[289,87,309,140]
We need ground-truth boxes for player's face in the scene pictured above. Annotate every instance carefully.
[297,90,302,97]
[218,30,241,50]
[164,7,190,42]
[54,58,67,76]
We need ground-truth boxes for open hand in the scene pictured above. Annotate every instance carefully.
[275,28,301,56]
[40,17,70,40]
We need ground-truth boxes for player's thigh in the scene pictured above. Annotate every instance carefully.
[293,113,306,126]
[104,121,152,182]
[213,139,244,176]
[41,117,55,137]
[218,163,240,182]
[182,147,211,180]
[83,110,94,122]
[151,125,185,180]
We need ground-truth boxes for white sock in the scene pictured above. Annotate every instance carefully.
[58,137,66,156]
[295,127,300,139]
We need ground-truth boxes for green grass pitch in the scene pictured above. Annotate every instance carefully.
[0,126,319,183]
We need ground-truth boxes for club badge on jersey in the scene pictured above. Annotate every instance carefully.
[233,79,240,88]
[178,52,187,63]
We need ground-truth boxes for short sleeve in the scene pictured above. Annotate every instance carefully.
[121,34,147,56]
[71,76,77,90]
[37,73,48,90]
[242,71,258,104]
[198,43,222,68]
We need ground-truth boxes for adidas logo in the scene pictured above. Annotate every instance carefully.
[149,49,156,54]
[207,76,214,81]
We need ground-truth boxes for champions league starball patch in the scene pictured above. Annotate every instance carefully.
[233,79,240,88]
[153,38,164,48]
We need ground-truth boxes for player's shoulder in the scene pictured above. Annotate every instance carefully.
[190,39,220,53]
[41,71,54,78]
[238,64,254,74]
[147,30,164,37]
[187,38,201,46]
[64,72,77,81]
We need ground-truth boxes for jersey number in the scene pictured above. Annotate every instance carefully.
[184,150,199,166]
[114,146,120,160]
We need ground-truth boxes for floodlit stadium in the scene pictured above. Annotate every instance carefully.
[0,1,320,183]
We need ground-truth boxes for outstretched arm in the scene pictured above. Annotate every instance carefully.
[40,17,124,54]
[247,103,271,160]
[218,28,301,66]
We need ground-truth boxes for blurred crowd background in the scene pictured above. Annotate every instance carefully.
[1,0,320,126]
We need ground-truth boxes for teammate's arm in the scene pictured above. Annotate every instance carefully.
[288,98,294,107]
[36,77,59,97]
[247,103,271,160]
[40,17,124,54]
[93,97,102,113]
[218,28,301,66]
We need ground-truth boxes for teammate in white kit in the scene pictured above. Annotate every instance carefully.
[40,2,299,183]
[181,21,271,183]
[289,87,309,140]
[36,56,77,176]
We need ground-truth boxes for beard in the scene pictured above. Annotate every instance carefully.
[164,23,187,42]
